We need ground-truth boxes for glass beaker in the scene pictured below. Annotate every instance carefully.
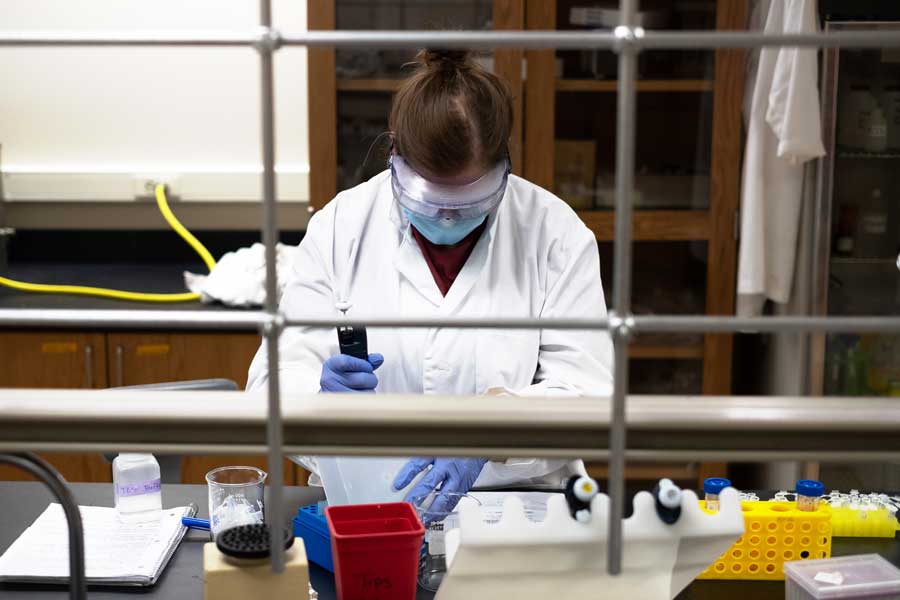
[206,466,267,538]
[415,493,481,592]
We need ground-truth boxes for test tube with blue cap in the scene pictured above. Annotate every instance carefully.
[796,480,825,512]
[704,477,731,512]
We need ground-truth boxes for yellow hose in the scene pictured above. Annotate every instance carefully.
[0,184,216,302]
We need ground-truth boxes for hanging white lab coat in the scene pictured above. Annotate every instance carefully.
[246,170,614,487]
[737,0,825,316]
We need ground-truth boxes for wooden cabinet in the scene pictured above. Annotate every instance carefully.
[0,331,111,482]
[105,332,260,388]
[0,330,298,485]
[522,0,745,398]
[0,331,107,389]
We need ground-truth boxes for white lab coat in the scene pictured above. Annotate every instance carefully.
[737,0,825,316]
[246,170,614,487]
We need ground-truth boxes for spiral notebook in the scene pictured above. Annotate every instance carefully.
[0,503,196,586]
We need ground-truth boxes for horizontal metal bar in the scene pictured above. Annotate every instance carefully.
[0,31,256,47]
[3,390,900,461]
[633,315,900,334]
[11,442,899,465]
[0,309,267,330]
[283,316,613,330]
[638,30,900,50]
[0,310,896,335]
[1,29,899,50]
[279,30,616,49]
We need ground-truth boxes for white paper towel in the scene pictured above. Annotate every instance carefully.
[184,242,296,307]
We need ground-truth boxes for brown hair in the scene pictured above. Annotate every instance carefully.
[389,49,513,178]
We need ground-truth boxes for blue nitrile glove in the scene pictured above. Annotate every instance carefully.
[393,457,488,514]
[319,353,384,392]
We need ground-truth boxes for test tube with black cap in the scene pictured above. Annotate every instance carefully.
[653,478,683,525]
[564,475,599,523]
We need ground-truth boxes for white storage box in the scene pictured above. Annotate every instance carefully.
[784,554,900,599]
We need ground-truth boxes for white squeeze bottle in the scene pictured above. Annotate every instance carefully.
[113,453,162,521]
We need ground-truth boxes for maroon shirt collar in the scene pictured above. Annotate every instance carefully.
[409,220,488,296]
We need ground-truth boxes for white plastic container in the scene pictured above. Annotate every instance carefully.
[881,84,900,150]
[112,453,162,521]
[863,107,889,153]
[784,554,900,599]
[317,456,426,506]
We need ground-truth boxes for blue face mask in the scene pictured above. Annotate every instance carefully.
[403,209,487,246]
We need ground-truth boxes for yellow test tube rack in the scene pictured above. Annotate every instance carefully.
[831,505,900,538]
[697,501,832,581]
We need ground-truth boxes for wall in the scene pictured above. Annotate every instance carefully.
[0,0,309,204]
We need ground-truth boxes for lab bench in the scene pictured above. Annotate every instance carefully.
[1,482,898,600]
[0,262,293,486]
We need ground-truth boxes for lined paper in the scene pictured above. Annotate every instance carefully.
[0,503,194,586]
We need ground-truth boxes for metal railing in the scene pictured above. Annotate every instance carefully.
[3,0,900,577]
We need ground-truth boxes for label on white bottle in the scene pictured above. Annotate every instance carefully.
[861,214,888,235]
[116,478,161,497]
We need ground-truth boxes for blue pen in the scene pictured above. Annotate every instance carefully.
[182,517,210,530]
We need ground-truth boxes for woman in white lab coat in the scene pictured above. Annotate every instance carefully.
[247,49,613,512]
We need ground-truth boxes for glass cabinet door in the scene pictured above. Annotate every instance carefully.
[334,0,497,191]
[821,25,900,398]
[336,0,493,81]
[552,0,717,212]
[599,240,707,394]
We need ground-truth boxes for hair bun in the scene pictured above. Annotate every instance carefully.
[417,48,472,71]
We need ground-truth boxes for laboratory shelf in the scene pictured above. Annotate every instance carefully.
[337,79,715,95]
[337,77,713,92]
[555,79,714,93]
[335,78,715,94]
[577,209,711,241]
[836,150,900,159]
[336,78,403,92]
[830,256,899,266]
[629,342,705,360]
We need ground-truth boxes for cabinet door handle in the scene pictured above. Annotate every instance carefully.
[84,344,94,389]
[115,344,124,387]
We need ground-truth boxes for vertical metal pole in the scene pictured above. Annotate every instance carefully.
[0,144,9,271]
[258,0,285,573]
[608,0,639,576]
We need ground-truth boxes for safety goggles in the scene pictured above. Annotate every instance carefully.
[389,154,510,220]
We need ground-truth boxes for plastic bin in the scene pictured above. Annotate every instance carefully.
[326,502,425,600]
[317,456,425,506]
[292,502,333,572]
[784,554,900,599]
